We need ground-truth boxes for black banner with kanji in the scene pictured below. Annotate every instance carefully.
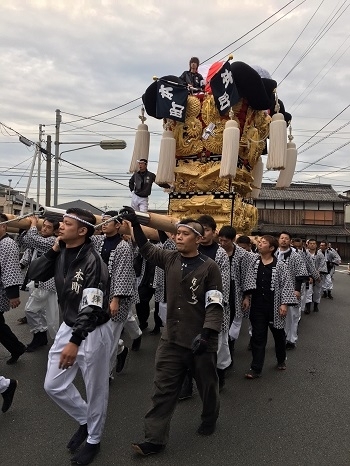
[156,79,188,122]
[210,62,240,116]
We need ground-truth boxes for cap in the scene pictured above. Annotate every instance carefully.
[137,158,148,164]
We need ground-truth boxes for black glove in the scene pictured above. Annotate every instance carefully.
[117,206,139,227]
[191,333,209,356]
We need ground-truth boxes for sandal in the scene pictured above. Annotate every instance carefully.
[245,369,261,379]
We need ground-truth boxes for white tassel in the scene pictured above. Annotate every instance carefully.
[129,107,150,173]
[250,157,264,199]
[219,118,240,178]
[156,128,176,185]
[267,95,287,171]
[276,128,297,188]
[266,112,287,170]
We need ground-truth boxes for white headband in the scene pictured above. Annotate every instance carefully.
[63,213,95,228]
[176,222,203,236]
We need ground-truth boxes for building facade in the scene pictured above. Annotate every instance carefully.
[252,183,350,260]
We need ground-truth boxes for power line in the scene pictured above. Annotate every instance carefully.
[272,0,325,75]
[278,0,350,84]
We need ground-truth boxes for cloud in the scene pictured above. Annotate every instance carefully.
[0,0,349,211]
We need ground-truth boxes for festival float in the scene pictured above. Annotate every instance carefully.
[129,56,296,235]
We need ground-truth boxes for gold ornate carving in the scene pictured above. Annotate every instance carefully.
[173,116,203,156]
[174,160,229,192]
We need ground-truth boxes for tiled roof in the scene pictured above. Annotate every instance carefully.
[258,183,346,203]
[253,224,350,236]
[56,199,104,214]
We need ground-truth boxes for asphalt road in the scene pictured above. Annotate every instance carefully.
[1,266,350,466]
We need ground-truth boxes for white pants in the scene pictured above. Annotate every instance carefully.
[0,376,10,393]
[306,281,322,304]
[300,283,307,314]
[25,284,59,338]
[131,193,148,212]
[229,316,252,340]
[108,320,125,374]
[217,331,232,370]
[158,302,167,326]
[123,310,142,340]
[321,274,333,291]
[44,322,112,444]
[285,304,300,344]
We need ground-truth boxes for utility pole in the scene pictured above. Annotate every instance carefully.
[46,135,52,206]
[37,124,44,208]
[53,109,61,206]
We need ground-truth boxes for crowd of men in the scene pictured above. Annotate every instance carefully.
[0,207,341,464]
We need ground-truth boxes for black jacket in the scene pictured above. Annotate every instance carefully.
[28,240,110,346]
[129,170,156,197]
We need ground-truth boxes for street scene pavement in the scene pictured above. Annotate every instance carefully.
[1,266,350,466]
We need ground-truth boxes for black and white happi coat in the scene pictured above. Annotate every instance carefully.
[276,249,309,289]
[154,238,177,303]
[295,248,319,282]
[20,246,56,293]
[243,256,298,329]
[18,227,56,292]
[92,235,137,323]
[230,246,256,321]
[0,235,22,312]
[309,250,328,274]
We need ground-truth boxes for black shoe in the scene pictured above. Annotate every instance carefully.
[132,442,165,456]
[139,322,148,331]
[67,424,88,453]
[131,336,142,351]
[150,327,160,335]
[327,291,333,300]
[71,442,100,465]
[277,362,287,371]
[116,347,129,373]
[1,379,18,413]
[6,346,26,365]
[313,302,319,312]
[26,331,48,352]
[197,422,216,436]
[286,341,296,350]
[323,291,328,298]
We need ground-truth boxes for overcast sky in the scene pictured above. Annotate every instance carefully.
[0,0,349,211]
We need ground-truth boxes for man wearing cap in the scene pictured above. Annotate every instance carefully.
[129,159,156,213]
[117,208,223,455]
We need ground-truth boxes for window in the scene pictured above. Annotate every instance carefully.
[304,211,334,225]
[319,202,333,211]
[295,201,304,209]
[275,201,284,209]
[305,201,318,210]
[265,201,274,209]
[255,200,265,209]
[284,201,294,209]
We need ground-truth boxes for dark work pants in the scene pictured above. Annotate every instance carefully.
[135,285,154,329]
[144,339,219,445]
[0,311,25,356]
[249,307,286,373]
[153,302,163,329]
